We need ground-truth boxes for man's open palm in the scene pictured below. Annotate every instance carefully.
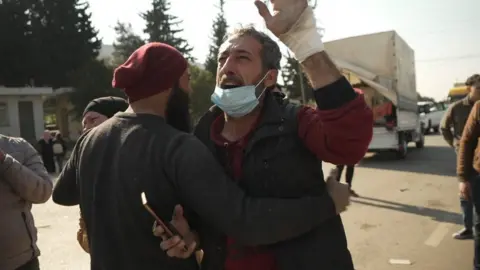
[254,0,308,37]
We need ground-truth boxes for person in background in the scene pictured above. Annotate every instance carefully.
[51,42,350,270]
[0,134,52,270]
[336,165,358,197]
[53,96,128,253]
[456,79,480,270]
[442,73,480,240]
[81,96,130,132]
[52,132,67,173]
[37,131,55,174]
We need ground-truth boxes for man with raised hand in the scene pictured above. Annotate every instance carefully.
[155,1,373,270]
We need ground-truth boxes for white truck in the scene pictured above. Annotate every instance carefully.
[324,30,424,159]
[418,101,447,134]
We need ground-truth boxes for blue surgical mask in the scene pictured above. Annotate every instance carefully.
[211,73,269,118]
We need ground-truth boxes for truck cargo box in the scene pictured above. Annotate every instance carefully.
[324,30,417,112]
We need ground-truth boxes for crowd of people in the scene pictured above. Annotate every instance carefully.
[441,73,480,269]
[37,130,67,174]
[5,0,477,270]
[1,1,374,269]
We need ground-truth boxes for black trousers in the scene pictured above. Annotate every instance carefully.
[336,165,355,187]
[16,257,40,270]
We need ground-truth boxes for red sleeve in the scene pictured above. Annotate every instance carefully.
[297,86,373,165]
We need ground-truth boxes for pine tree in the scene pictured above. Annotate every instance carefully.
[190,65,216,122]
[204,0,228,75]
[141,0,194,62]
[68,59,126,118]
[0,0,35,86]
[29,0,101,87]
[281,54,313,102]
[112,21,145,67]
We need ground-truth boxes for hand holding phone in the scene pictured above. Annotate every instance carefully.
[142,192,197,257]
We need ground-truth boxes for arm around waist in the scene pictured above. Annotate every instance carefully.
[166,134,336,246]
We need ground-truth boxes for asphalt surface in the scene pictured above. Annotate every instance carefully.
[32,134,472,270]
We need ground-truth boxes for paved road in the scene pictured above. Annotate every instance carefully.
[32,135,473,269]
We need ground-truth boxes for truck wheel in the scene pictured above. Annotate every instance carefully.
[424,120,432,135]
[415,132,425,148]
[396,133,408,159]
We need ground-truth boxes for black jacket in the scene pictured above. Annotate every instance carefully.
[193,90,354,270]
[52,113,338,270]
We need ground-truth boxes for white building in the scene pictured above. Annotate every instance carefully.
[0,87,53,143]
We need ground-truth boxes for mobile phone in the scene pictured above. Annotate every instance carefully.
[141,192,183,238]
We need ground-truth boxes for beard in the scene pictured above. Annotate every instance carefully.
[165,84,192,133]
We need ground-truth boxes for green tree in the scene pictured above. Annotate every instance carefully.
[29,0,101,87]
[67,60,126,118]
[112,21,145,67]
[141,0,194,61]
[281,54,313,102]
[190,65,215,123]
[204,0,228,75]
[0,0,34,86]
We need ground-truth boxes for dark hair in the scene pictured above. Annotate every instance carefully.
[466,74,480,86]
[226,25,282,70]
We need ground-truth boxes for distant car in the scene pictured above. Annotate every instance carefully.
[418,101,447,134]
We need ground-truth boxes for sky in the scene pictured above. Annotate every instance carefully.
[87,0,480,101]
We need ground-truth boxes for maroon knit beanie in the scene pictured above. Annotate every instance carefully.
[112,42,188,102]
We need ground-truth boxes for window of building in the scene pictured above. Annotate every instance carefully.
[0,102,9,126]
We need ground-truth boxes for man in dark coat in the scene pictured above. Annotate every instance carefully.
[38,131,55,173]
[155,1,373,270]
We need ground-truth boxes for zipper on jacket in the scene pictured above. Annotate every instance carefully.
[21,211,36,257]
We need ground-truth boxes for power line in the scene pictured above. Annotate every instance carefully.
[416,54,480,63]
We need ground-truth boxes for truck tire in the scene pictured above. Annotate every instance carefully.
[424,120,432,135]
[415,132,425,148]
[396,133,408,159]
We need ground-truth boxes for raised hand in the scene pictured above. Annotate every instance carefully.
[254,0,308,37]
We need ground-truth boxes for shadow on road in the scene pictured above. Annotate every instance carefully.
[358,145,456,177]
[352,196,462,225]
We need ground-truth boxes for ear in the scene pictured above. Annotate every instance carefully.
[264,69,279,88]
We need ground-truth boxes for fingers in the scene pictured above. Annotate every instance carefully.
[164,238,197,259]
[172,204,184,222]
[329,168,338,179]
[153,223,168,241]
[254,0,273,21]
[160,235,182,250]
[326,168,338,183]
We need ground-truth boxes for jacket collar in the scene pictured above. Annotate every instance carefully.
[463,96,475,106]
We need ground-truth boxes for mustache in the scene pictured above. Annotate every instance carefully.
[219,75,244,87]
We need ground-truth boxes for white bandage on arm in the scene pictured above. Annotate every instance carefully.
[278,7,325,63]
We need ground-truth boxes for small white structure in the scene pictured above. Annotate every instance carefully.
[0,87,53,143]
